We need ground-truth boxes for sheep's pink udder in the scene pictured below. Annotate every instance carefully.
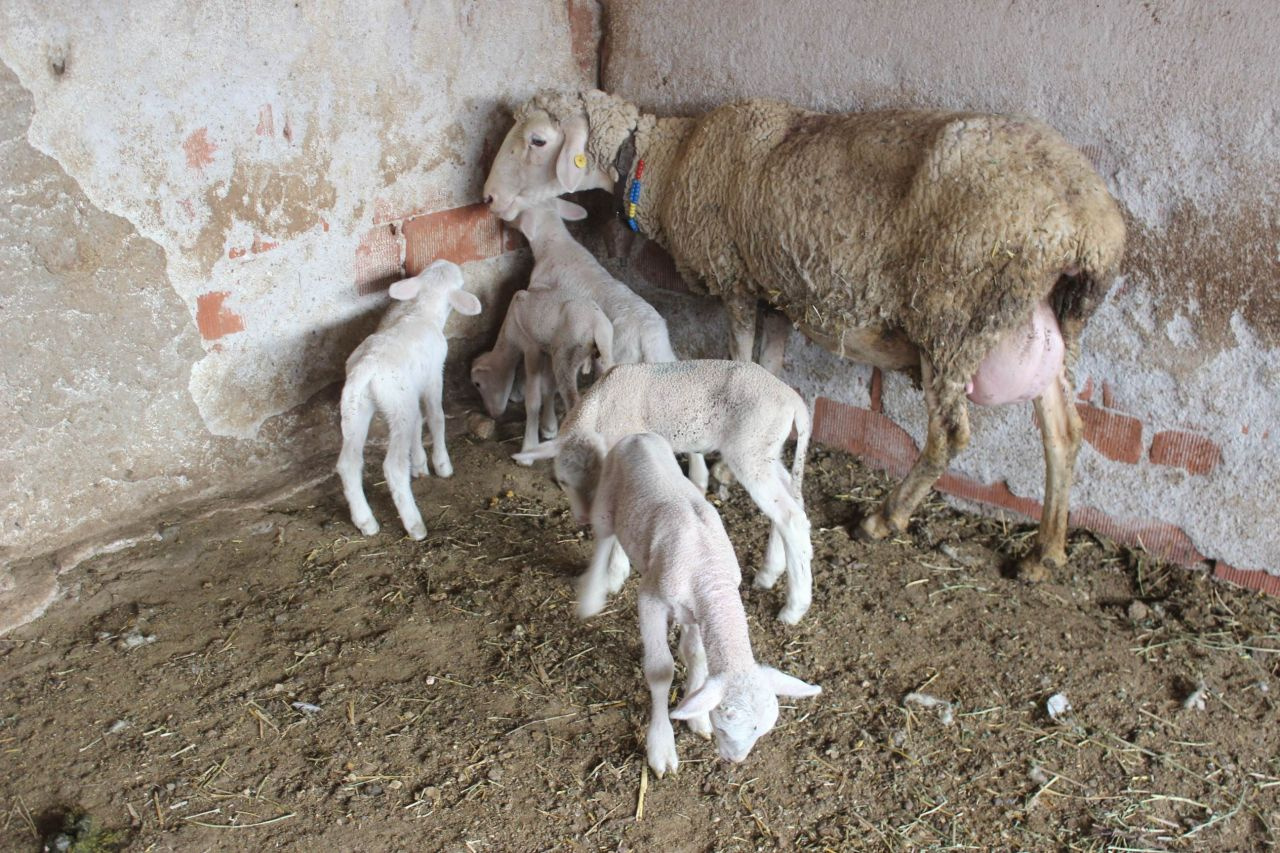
[965,299,1064,407]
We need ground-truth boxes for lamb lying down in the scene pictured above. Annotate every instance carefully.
[578,432,821,775]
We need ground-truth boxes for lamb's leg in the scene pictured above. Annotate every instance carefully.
[859,361,970,540]
[422,376,452,478]
[577,533,618,619]
[759,308,790,376]
[722,291,758,362]
[735,458,814,624]
[605,540,631,594]
[409,404,429,479]
[687,453,709,493]
[1018,370,1081,581]
[517,351,545,459]
[677,623,712,739]
[337,391,379,536]
[539,366,559,439]
[383,401,428,540]
[639,590,679,777]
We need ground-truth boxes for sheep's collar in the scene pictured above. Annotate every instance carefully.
[612,132,638,224]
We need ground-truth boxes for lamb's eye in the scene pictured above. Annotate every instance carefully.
[530,136,546,148]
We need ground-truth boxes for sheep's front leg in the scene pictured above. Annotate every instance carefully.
[860,360,970,541]
[639,591,679,777]
[677,623,712,739]
[1018,370,1081,582]
[577,534,618,619]
[605,540,631,594]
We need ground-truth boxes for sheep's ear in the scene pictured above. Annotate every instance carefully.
[670,677,725,719]
[555,199,589,221]
[759,665,822,698]
[388,277,422,301]
[555,115,590,193]
[449,289,482,316]
[512,438,562,465]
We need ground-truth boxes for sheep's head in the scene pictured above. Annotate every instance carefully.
[483,89,635,221]
[670,665,821,764]
[510,430,605,525]
[470,350,515,418]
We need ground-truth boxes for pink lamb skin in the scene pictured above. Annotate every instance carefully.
[966,299,1065,407]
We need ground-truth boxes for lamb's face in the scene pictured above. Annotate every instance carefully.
[552,433,603,525]
[711,672,781,764]
[483,110,563,221]
[470,352,513,418]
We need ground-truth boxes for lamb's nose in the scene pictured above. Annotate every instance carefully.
[483,194,494,205]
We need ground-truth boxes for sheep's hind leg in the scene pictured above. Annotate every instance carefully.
[337,392,379,536]
[383,402,428,540]
[1017,370,1080,582]
[859,361,970,541]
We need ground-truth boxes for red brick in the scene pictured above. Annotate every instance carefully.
[1214,561,1280,596]
[1149,430,1222,476]
[401,203,506,274]
[812,397,918,478]
[868,368,884,413]
[1076,403,1143,463]
[1101,380,1117,409]
[936,472,1043,521]
[354,224,403,296]
[250,235,278,254]
[566,0,601,85]
[195,291,244,340]
[1068,507,1206,566]
[1077,376,1094,403]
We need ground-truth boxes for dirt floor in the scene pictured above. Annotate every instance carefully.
[1,422,1278,852]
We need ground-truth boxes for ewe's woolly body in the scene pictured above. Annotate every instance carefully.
[525,90,1126,400]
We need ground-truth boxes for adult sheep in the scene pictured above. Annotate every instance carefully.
[483,89,1125,581]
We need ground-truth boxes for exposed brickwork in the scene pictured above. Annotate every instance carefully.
[1068,507,1206,566]
[182,127,216,171]
[812,397,917,478]
[566,0,601,86]
[354,224,403,296]
[402,203,509,274]
[869,367,884,413]
[195,291,244,340]
[937,472,1044,521]
[1149,429,1223,475]
[1076,403,1143,464]
[1214,561,1280,596]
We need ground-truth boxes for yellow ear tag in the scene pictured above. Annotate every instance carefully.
[573,153,587,169]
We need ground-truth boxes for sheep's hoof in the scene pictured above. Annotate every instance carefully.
[710,460,735,486]
[856,512,893,542]
[406,523,428,541]
[1016,550,1063,583]
[354,517,380,537]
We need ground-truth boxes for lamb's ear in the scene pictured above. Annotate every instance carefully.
[759,665,822,698]
[670,677,726,719]
[448,289,482,316]
[511,438,562,465]
[554,198,589,221]
[388,277,422,301]
[555,115,590,193]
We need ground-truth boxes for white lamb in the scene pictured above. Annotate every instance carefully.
[471,199,708,485]
[578,431,820,776]
[514,360,814,624]
[473,285,614,455]
[337,260,482,540]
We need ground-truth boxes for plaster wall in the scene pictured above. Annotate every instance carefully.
[0,0,599,630]
[600,0,1280,577]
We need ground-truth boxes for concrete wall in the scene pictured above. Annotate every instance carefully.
[600,0,1280,586]
[0,0,601,631]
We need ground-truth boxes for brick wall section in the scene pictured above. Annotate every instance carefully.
[1149,429,1223,475]
[810,394,1276,594]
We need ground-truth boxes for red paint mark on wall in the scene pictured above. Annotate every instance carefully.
[256,104,274,137]
[1076,403,1143,464]
[196,291,245,340]
[282,114,293,143]
[183,128,217,171]
[251,236,279,254]
[228,247,247,259]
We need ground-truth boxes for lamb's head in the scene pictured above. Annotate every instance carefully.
[389,259,482,319]
[482,89,636,221]
[470,350,514,418]
[510,430,607,525]
[670,665,821,764]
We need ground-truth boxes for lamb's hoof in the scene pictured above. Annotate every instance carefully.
[540,425,559,440]
[576,593,606,620]
[778,602,808,625]
[512,453,534,468]
[753,571,780,590]
[433,459,453,479]
[686,714,712,740]
[354,517,380,537]
[647,726,679,778]
[710,460,735,486]
[411,463,430,479]
[406,523,428,541]
[856,512,893,542]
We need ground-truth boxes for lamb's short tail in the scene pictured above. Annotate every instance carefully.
[339,363,375,436]
[790,397,812,500]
